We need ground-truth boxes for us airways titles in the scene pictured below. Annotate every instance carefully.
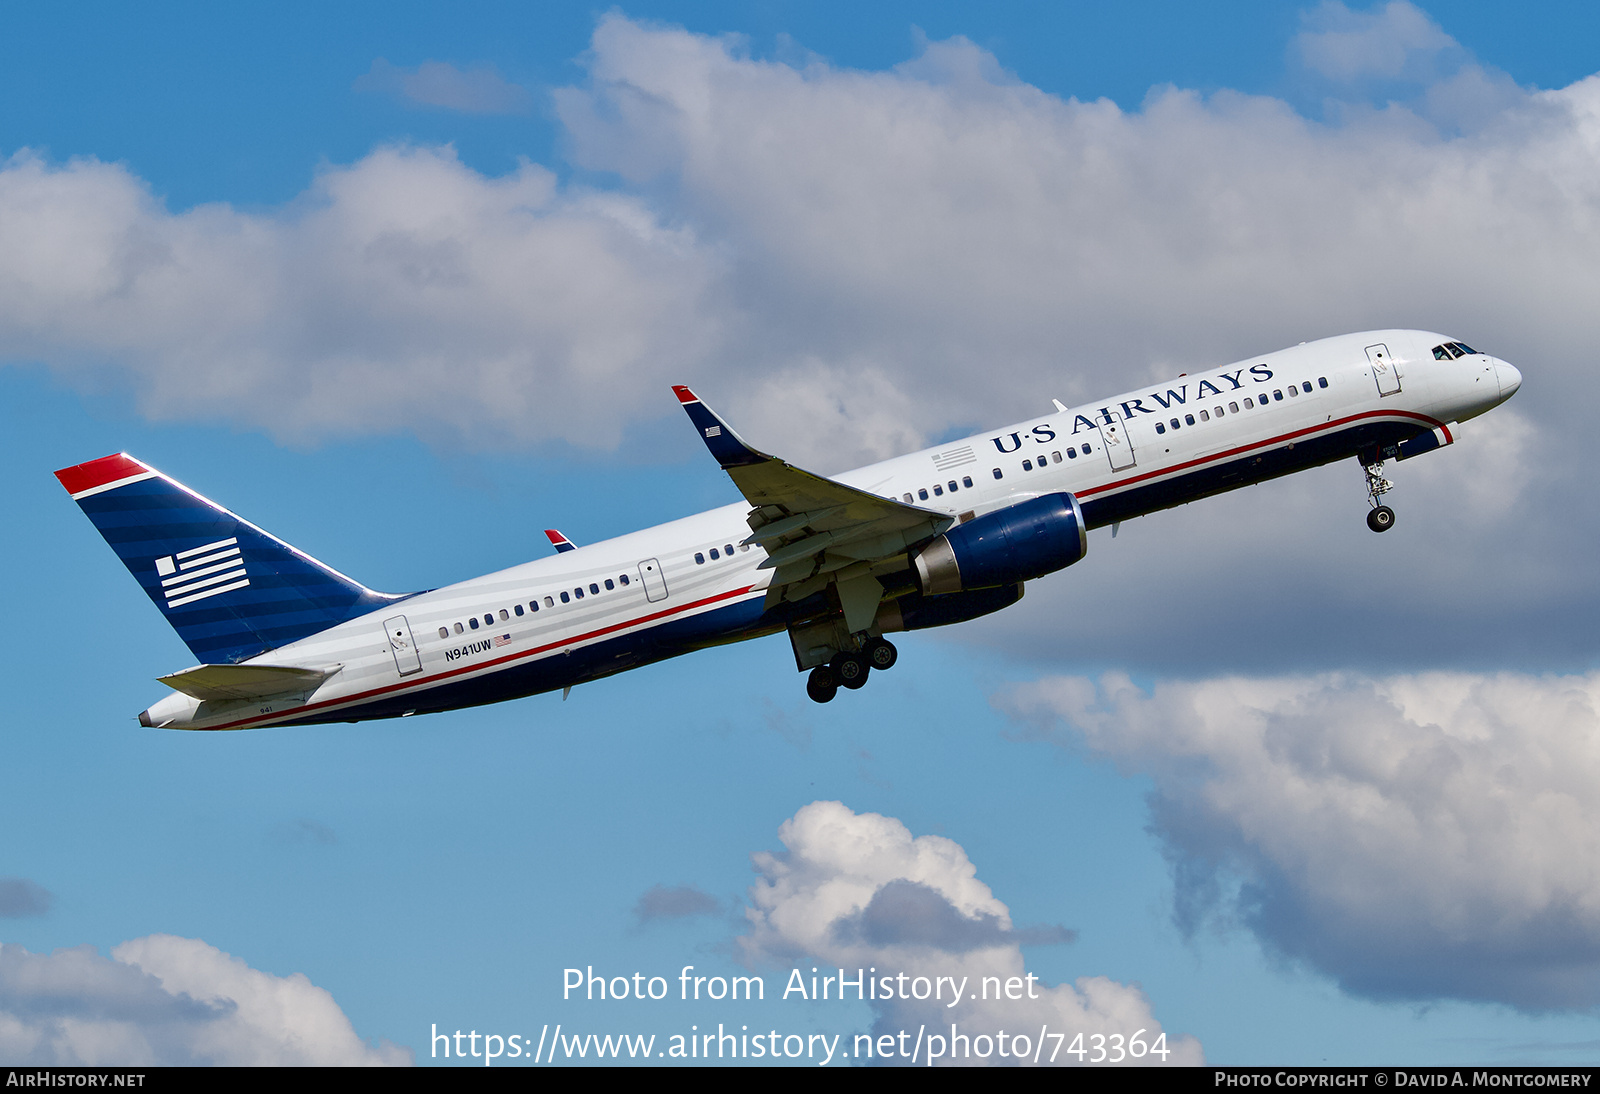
[991,363,1277,452]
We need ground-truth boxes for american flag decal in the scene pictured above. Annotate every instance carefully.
[493,633,513,647]
[705,426,722,438]
[154,537,250,609]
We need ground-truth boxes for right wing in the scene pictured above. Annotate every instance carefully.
[672,386,952,631]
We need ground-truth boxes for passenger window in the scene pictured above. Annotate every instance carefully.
[438,627,449,639]
[469,617,480,630]
[917,488,928,500]
[1273,390,1283,400]
[709,547,720,560]
[1288,385,1298,397]
[993,468,1004,479]
[453,622,464,634]
[1302,381,1312,393]
[1067,447,1077,458]
[574,588,584,600]
[695,552,705,564]
[1318,377,1327,389]
[514,604,524,617]
[530,601,540,612]
[933,484,944,495]
[560,592,570,604]
[903,493,913,502]
[1050,453,1060,464]
[1080,444,1090,456]
[1155,422,1166,434]
[483,614,493,626]
[499,609,509,621]
[619,575,629,587]
[1245,397,1254,408]
[1184,414,1195,425]
[605,579,614,590]
[1229,401,1239,412]
[589,583,599,595]
[962,476,973,487]
[1022,459,1033,471]
[545,596,555,606]
[1199,410,1209,421]
[724,544,734,555]
[1170,418,1181,430]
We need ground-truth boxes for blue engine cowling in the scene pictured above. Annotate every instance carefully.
[884,583,1024,631]
[913,492,1087,595]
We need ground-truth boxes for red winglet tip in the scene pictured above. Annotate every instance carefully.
[672,385,698,404]
[53,453,152,496]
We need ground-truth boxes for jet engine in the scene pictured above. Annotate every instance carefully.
[912,492,1087,595]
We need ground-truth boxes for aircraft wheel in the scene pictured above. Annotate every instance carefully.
[832,652,870,690]
[807,667,838,704]
[1366,505,1396,533]
[865,638,898,670]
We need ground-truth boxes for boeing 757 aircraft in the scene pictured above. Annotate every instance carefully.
[57,330,1520,727]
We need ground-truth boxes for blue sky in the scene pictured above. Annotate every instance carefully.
[3,0,1600,1066]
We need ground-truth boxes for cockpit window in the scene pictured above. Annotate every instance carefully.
[1453,342,1477,355]
[1434,342,1479,360]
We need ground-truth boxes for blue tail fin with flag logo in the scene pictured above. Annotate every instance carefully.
[56,454,406,664]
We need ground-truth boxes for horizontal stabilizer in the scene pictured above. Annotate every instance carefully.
[157,663,339,702]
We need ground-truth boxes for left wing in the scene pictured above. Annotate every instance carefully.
[672,386,951,631]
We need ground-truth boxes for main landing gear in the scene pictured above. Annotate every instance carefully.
[806,638,898,703]
[1362,459,1397,534]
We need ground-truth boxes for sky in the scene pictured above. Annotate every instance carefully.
[2,0,1599,1067]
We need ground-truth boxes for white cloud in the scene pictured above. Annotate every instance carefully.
[741,801,1202,1065]
[999,671,1600,1008]
[0,934,409,1065]
[355,59,533,114]
[1294,1,1458,83]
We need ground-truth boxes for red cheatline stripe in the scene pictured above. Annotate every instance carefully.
[671,385,699,404]
[1075,409,1444,500]
[202,583,761,731]
[54,453,152,496]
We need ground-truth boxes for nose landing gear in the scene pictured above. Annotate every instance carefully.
[1362,458,1397,533]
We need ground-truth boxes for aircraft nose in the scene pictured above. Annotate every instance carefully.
[1495,360,1522,399]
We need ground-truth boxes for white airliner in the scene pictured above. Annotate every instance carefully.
[57,330,1519,727]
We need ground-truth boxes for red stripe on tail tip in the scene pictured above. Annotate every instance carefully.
[671,385,698,404]
[53,453,151,495]
[544,529,569,545]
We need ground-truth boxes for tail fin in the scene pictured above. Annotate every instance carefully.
[55,453,405,664]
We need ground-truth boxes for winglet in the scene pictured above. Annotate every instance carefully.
[544,529,577,553]
[672,386,769,469]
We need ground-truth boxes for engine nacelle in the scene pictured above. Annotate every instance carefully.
[879,583,1024,632]
[913,492,1087,595]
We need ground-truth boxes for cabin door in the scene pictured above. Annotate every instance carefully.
[638,558,669,603]
[384,615,423,676]
[1367,343,1401,396]
[1096,411,1137,472]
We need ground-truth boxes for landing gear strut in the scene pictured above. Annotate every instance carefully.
[805,638,898,702]
[1363,459,1396,533]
